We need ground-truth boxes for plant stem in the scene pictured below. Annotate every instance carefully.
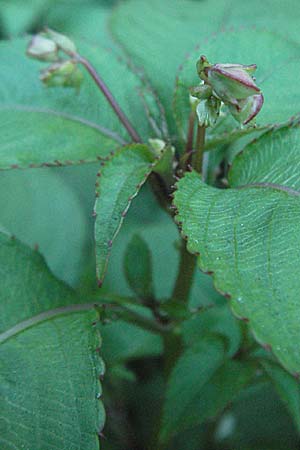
[186,111,196,152]
[171,240,196,303]
[76,55,142,143]
[194,124,206,174]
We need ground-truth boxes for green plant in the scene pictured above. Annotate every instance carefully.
[1,1,300,449]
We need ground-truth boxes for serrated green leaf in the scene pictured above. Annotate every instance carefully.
[0,38,160,169]
[94,144,159,284]
[124,234,154,300]
[229,122,300,190]
[0,230,104,450]
[261,359,300,432]
[0,310,104,450]
[174,29,300,144]
[160,336,225,443]
[0,231,77,333]
[174,172,300,374]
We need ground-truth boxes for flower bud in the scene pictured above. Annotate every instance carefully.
[40,60,83,89]
[196,96,221,127]
[45,28,77,55]
[195,55,263,125]
[205,63,260,106]
[227,93,264,125]
[27,35,58,62]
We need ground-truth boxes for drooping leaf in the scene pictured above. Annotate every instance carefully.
[160,336,225,443]
[0,310,104,450]
[229,121,300,190]
[261,359,300,432]
[0,38,161,169]
[94,144,160,284]
[0,231,77,333]
[174,29,300,144]
[124,234,154,301]
[174,172,300,374]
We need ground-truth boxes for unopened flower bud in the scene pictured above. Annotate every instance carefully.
[148,138,166,154]
[40,60,83,89]
[27,35,58,62]
[227,93,264,125]
[45,28,77,55]
[195,55,263,125]
[205,63,260,106]
[196,96,221,127]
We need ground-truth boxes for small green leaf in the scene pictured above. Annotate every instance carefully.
[94,144,160,284]
[174,172,300,374]
[0,310,104,450]
[261,359,300,432]
[124,234,154,300]
[229,121,300,190]
[160,336,225,443]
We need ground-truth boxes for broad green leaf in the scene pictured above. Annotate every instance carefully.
[111,0,300,127]
[160,336,225,443]
[261,359,300,431]
[94,144,159,284]
[0,38,161,169]
[0,168,89,286]
[162,359,255,443]
[229,122,300,190]
[174,172,300,374]
[174,29,300,144]
[124,234,154,301]
[0,310,104,450]
[0,231,77,333]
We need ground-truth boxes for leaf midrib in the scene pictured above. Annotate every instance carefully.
[0,104,127,145]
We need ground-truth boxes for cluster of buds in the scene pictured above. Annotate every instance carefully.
[190,55,263,127]
[27,29,83,90]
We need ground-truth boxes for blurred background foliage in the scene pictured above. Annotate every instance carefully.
[1,1,300,449]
